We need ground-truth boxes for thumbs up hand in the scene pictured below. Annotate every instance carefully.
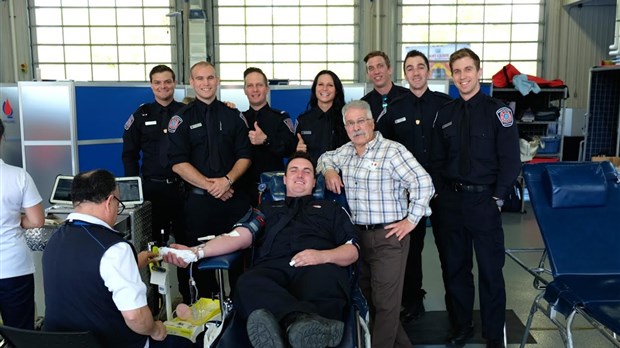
[296,133,307,152]
[249,121,268,145]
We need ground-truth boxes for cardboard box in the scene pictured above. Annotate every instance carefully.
[591,156,620,167]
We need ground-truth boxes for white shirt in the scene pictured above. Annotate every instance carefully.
[0,159,42,279]
[66,213,149,348]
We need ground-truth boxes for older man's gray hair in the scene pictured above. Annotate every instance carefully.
[341,100,373,124]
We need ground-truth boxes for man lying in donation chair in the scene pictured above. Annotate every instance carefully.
[164,151,360,348]
[509,161,620,348]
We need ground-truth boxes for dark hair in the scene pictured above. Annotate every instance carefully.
[71,169,117,206]
[308,70,345,113]
[403,50,429,73]
[286,151,315,173]
[0,118,4,139]
[364,50,391,69]
[149,65,176,82]
[243,67,268,85]
[449,48,481,72]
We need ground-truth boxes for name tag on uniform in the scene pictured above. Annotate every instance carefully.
[442,121,453,129]
[394,117,406,124]
[301,130,312,135]
[363,159,379,171]
[145,121,157,126]
[190,123,203,129]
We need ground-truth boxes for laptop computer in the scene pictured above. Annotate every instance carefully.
[49,175,144,210]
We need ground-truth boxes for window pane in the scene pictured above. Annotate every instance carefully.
[430,5,456,23]
[300,7,326,25]
[429,25,456,42]
[327,26,354,43]
[39,64,66,80]
[273,7,299,25]
[483,43,510,61]
[119,46,145,62]
[457,5,484,23]
[145,27,171,44]
[62,0,88,7]
[273,45,300,62]
[66,64,92,81]
[484,5,511,20]
[327,7,353,24]
[220,45,247,62]
[402,25,429,42]
[300,63,327,81]
[273,26,300,43]
[402,6,429,23]
[89,8,116,25]
[118,27,144,44]
[36,27,64,44]
[38,46,65,63]
[63,27,90,44]
[247,45,273,62]
[510,42,538,60]
[274,63,300,82]
[92,46,117,63]
[219,8,245,25]
[117,8,143,26]
[484,24,511,42]
[62,8,89,25]
[456,24,483,42]
[65,46,91,63]
[512,5,540,22]
[119,64,146,81]
[144,8,171,26]
[512,24,538,41]
[91,27,117,44]
[300,26,326,43]
[93,64,119,81]
[88,0,117,7]
[34,8,62,25]
[218,63,248,81]
[247,26,273,44]
[300,44,326,62]
[327,63,354,82]
[245,7,272,25]
[482,61,504,80]
[219,27,246,44]
[328,44,354,62]
[145,45,172,63]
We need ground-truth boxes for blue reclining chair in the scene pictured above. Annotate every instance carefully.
[197,171,368,348]
[518,161,620,348]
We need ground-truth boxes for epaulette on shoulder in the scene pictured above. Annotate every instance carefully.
[390,93,409,105]
[271,108,289,116]
[432,90,452,102]
[487,96,508,109]
[135,103,149,117]
[438,98,458,111]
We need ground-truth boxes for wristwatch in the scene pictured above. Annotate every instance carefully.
[495,198,504,208]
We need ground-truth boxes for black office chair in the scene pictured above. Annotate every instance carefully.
[0,325,102,348]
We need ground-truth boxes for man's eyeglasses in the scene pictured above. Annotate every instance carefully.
[112,196,126,215]
[344,118,371,128]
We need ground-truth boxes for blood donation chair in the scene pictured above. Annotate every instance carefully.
[509,161,620,348]
[197,171,369,348]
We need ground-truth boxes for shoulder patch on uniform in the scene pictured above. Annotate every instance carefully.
[168,115,183,133]
[124,115,134,130]
[283,118,294,133]
[496,107,514,127]
[239,112,249,128]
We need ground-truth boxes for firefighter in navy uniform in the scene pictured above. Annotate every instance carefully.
[376,50,452,324]
[430,48,520,348]
[241,67,296,205]
[167,61,252,303]
[361,51,410,120]
[122,65,185,245]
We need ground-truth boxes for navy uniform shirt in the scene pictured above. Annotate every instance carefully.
[122,100,185,178]
[295,106,348,163]
[362,83,410,120]
[167,98,251,179]
[255,195,359,264]
[431,90,521,199]
[243,103,296,181]
[376,88,451,169]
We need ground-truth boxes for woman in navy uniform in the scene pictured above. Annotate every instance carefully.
[431,48,520,348]
[295,70,348,163]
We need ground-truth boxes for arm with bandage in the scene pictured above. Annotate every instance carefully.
[163,207,266,268]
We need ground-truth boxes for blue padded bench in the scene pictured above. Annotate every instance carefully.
[519,161,620,348]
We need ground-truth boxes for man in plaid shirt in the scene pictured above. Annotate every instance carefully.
[317,99,434,348]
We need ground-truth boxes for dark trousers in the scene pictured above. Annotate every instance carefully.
[439,188,506,340]
[0,274,35,330]
[234,258,350,322]
[143,179,184,245]
[177,191,249,304]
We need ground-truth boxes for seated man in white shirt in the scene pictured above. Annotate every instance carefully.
[42,169,171,348]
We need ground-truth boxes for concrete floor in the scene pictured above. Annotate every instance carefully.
[414,201,615,348]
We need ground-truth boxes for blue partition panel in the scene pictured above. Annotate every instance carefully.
[448,82,491,99]
[270,88,311,123]
[79,143,124,176]
[76,86,153,140]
